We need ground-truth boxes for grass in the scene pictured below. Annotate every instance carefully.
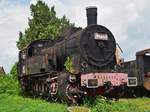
[0,94,67,112]
[0,75,19,95]
[0,94,150,112]
[90,97,150,112]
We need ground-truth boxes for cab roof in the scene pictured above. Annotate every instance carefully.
[136,48,150,56]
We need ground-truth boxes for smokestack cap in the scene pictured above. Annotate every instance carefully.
[86,6,97,25]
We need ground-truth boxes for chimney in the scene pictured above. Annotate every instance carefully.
[86,6,97,26]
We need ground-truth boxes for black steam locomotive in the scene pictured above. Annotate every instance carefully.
[18,7,150,103]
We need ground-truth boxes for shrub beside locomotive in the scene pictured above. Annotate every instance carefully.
[18,7,149,103]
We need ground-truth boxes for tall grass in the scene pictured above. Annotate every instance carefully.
[0,94,67,112]
[0,75,19,95]
[89,97,150,112]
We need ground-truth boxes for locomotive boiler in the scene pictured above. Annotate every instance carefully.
[18,7,128,103]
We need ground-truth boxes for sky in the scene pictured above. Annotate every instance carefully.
[0,0,150,73]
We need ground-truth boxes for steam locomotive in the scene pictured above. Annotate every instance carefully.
[18,7,150,104]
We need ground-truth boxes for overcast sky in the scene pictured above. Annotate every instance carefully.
[0,0,150,73]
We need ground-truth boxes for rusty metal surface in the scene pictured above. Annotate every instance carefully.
[136,48,150,56]
[115,47,122,66]
[27,55,47,74]
[61,26,82,38]
[144,78,150,90]
[145,72,150,77]
[81,72,128,87]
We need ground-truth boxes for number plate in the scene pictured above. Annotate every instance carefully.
[94,33,108,40]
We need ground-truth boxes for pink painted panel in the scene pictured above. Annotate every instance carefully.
[81,73,128,87]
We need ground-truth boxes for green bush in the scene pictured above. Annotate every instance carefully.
[91,98,112,112]
[64,56,75,74]
[0,75,19,95]
[10,62,18,80]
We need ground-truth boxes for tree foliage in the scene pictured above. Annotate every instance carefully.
[10,62,18,80]
[17,0,73,50]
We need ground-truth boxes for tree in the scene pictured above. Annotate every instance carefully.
[17,0,73,50]
[10,62,18,80]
